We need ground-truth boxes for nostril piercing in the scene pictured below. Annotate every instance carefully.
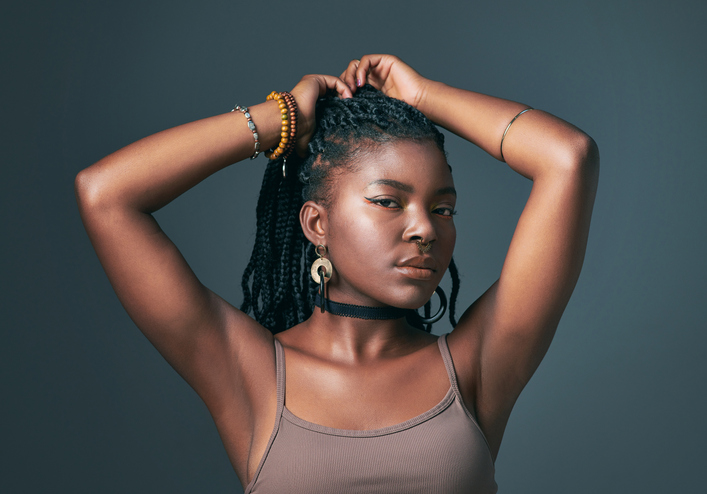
[416,240,432,254]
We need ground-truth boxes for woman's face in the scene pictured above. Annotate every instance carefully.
[323,139,456,310]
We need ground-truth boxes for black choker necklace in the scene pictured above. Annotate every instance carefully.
[314,293,412,320]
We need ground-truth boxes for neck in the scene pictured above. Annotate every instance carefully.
[303,310,426,363]
[314,293,413,320]
[294,295,430,362]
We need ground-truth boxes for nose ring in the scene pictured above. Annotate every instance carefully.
[416,240,433,254]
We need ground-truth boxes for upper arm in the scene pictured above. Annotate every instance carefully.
[74,168,275,437]
[449,133,599,445]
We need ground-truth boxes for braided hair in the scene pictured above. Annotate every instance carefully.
[240,85,461,333]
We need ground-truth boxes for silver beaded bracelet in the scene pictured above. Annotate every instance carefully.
[231,105,260,159]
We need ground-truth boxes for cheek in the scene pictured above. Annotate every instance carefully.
[447,224,457,250]
[326,207,401,282]
[446,228,457,268]
[330,212,396,263]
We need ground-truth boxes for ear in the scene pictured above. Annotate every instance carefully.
[300,200,328,246]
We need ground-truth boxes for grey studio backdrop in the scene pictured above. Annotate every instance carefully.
[1,0,705,492]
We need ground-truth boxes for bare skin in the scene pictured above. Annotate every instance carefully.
[75,54,598,488]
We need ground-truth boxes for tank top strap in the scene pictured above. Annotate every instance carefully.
[274,338,286,415]
[243,339,286,494]
[437,333,462,397]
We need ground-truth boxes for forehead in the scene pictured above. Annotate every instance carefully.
[339,140,454,193]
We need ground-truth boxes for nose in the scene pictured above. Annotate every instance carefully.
[402,207,437,246]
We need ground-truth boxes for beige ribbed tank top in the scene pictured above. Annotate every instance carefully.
[244,334,497,493]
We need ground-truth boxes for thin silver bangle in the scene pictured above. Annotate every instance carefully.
[231,105,260,159]
[500,107,533,162]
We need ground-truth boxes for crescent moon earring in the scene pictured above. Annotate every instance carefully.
[310,244,333,313]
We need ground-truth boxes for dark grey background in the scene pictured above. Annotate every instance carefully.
[2,0,705,492]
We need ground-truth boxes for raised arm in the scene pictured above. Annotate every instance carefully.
[75,101,281,391]
[342,55,599,457]
[74,75,352,478]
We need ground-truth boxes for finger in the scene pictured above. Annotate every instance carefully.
[318,74,353,99]
[339,59,360,92]
[355,56,372,88]
[355,54,385,89]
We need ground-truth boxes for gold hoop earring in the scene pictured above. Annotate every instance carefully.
[310,244,333,313]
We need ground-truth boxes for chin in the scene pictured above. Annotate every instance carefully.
[385,283,440,310]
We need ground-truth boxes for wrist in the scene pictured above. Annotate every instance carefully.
[414,79,445,120]
[243,99,282,153]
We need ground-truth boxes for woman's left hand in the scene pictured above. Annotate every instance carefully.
[340,54,431,109]
[290,73,353,157]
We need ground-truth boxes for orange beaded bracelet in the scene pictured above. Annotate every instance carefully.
[280,91,298,158]
[264,91,298,162]
[264,91,291,160]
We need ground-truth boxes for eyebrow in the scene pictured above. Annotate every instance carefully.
[436,186,457,197]
[365,179,457,197]
[366,179,414,193]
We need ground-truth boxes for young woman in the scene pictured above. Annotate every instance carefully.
[75,54,599,493]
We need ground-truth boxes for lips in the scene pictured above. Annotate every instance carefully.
[396,256,437,280]
[398,256,437,270]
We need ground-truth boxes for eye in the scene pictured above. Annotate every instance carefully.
[365,197,402,209]
[433,207,457,217]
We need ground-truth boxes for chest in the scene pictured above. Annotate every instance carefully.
[283,346,451,430]
[247,395,497,494]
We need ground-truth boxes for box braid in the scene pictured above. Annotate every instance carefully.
[240,85,460,334]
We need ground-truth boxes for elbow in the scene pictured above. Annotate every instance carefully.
[74,166,110,214]
[549,132,599,190]
[74,168,95,210]
[567,132,600,177]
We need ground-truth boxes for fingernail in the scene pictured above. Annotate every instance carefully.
[356,78,362,87]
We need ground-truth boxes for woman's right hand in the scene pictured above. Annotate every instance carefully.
[339,54,432,110]
[289,74,353,157]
